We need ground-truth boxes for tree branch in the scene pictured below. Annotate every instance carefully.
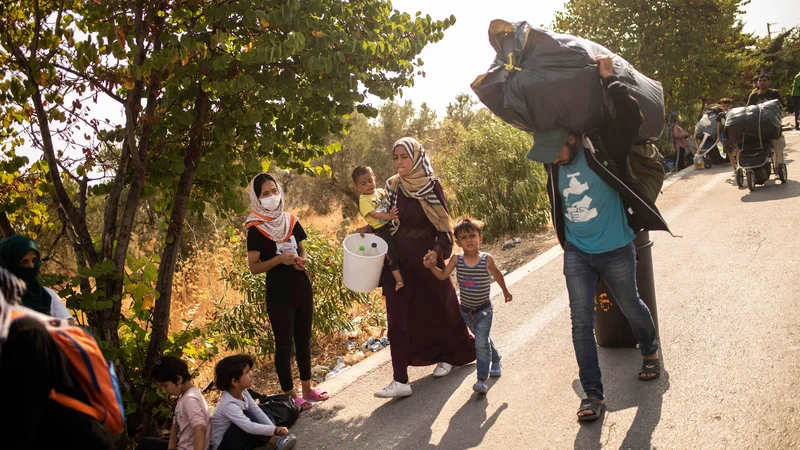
[31,0,42,55]
[53,63,125,104]
[43,0,66,62]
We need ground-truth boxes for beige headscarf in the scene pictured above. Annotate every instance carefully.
[245,174,297,242]
[384,137,454,238]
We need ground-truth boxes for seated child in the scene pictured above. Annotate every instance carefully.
[138,355,210,450]
[423,217,513,394]
[352,165,403,290]
[210,355,297,450]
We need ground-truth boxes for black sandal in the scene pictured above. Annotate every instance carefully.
[639,358,661,381]
[577,397,605,422]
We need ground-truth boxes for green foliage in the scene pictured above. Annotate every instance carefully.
[757,28,800,104]
[445,93,478,129]
[1,0,454,431]
[215,226,383,357]
[434,112,550,240]
[0,152,52,235]
[117,255,220,412]
[284,100,439,219]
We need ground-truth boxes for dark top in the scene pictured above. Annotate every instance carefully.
[717,111,727,135]
[381,181,475,368]
[591,76,645,160]
[747,89,783,106]
[247,222,311,304]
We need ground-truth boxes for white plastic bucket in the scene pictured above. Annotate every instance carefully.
[342,233,388,293]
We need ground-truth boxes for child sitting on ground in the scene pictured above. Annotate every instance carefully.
[352,165,404,290]
[210,355,297,450]
[138,355,210,450]
[423,217,513,394]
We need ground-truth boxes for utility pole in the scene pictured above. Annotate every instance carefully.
[767,22,777,39]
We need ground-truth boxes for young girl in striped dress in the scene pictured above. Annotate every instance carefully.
[423,217,513,394]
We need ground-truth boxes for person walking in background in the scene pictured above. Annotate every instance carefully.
[746,74,786,168]
[667,112,690,171]
[747,74,783,106]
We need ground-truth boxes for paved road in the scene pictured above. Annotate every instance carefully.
[293,126,800,449]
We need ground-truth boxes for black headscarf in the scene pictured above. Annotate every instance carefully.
[0,235,51,314]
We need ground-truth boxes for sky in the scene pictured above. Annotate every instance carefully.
[15,0,800,162]
[388,0,800,116]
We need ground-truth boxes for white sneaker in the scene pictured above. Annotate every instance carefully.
[432,362,452,378]
[374,380,412,398]
[276,434,297,450]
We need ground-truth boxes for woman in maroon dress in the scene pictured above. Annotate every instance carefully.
[372,137,476,398]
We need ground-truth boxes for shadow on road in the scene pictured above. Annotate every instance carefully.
[572,348,671,450]
[300,365,475,449]
[740,179,800,202]
[435,390,509,449]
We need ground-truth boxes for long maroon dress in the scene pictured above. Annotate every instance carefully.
[382,181,476,383]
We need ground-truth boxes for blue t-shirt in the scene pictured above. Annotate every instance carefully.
[557,149,635,254]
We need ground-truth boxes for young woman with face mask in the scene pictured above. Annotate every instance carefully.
[245,173,328,411]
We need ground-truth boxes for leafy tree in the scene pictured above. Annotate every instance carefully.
[445,92,477,128]
[0,0,454,436]
[433,110,549,240]
[289,100,439,219]
[757,28,800,105]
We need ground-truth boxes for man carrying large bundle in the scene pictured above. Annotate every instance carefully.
[524,56,669,421]
[472,21,671,423]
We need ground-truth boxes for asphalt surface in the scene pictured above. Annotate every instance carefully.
[292,124,800,449]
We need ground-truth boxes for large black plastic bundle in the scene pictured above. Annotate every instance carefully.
[471,20,665,142]
[724,100,783,143]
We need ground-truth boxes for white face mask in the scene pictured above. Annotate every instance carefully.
[260,195,281,211]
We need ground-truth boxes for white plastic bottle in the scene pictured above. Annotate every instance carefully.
[358,245,366,255]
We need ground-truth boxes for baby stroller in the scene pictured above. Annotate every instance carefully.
[735,135,788,191]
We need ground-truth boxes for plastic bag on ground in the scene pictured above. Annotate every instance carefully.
[471,20,665,142]
[324,357,350,381]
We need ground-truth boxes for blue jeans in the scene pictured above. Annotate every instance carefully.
[563,241,659,400]
[460,304,501,380]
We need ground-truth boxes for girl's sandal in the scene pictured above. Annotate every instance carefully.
[294,397,314,412]
[639,358,661,381]
[577,397,605,422]
[303,387,329,402]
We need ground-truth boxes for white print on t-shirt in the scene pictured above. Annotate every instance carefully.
[275,235,298,256]
[563,173,597,223]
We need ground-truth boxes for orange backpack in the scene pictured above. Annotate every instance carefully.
[6,306,126,434]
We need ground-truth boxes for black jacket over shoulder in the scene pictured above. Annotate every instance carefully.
[545,75,671,249]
